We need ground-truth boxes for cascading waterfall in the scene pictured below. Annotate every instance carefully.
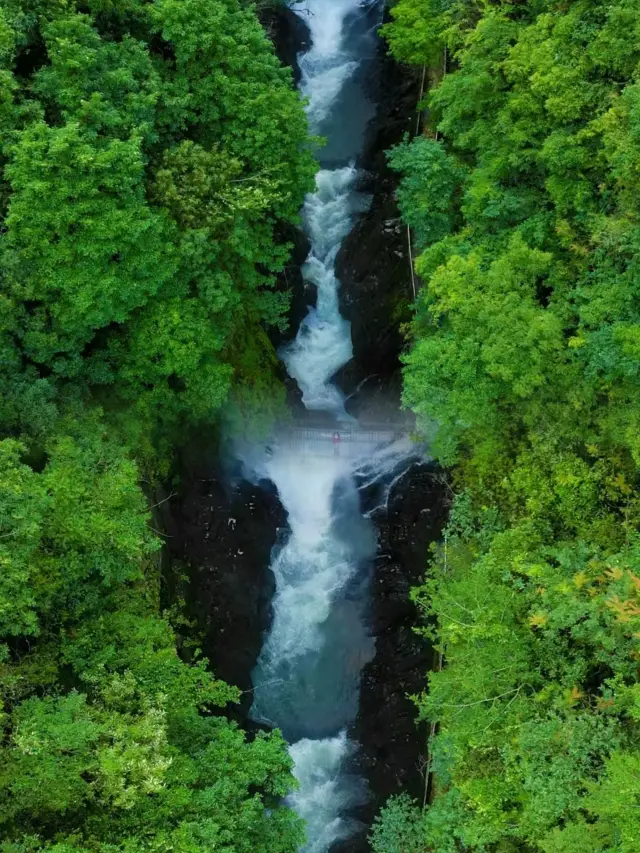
[282,165,367,414]
[238,2,421,850]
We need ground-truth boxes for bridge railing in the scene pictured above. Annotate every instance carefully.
[272,423,409,455]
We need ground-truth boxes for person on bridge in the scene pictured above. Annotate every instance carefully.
[332,431,341,444]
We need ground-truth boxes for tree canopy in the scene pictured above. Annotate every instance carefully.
[0,0,313,850]
[376,1,640,851]
[1,0,315,454]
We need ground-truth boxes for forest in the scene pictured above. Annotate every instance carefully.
[372,1,640,851]
[0,0,313,851]
[1,0,639,852]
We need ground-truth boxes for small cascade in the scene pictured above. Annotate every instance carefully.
[282,165,368,414]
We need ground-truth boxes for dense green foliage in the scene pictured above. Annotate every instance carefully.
[1,0,315,455]
[377,1,640,851]
[0,0,313,850]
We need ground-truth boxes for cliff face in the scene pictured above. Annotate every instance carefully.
[334,48,422,420]
[163,439,285,722]
[356,464,450,804]
[263,3,311,86]
[331,41,452,853]
[331,463,450,853]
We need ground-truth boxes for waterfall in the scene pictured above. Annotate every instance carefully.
[282,165,368,414]
[239,2,420,849]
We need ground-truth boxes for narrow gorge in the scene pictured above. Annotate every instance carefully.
[169,2,448,850]
[3,2,637,853]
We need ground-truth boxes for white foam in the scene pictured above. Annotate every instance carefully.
[243,2,410,849]
[288,732,356,853]
[244,433,422,704]
[281,166,369,414]
[296,0,363,130]
[256,450,352,663]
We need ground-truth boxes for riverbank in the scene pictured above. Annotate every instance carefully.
[331,24,451,843]
[161,438,284,722]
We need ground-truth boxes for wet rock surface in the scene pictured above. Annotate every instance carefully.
[330,464,450,853]
[335,49,422,417]
[263,3,311,85]
[164,443,285,721]
[278,223,315,352]
[359,464,450,798]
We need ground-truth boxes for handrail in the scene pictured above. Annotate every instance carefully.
[274,424,407,448]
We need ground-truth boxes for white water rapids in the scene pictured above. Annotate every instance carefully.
[237,2,423,850]
[282,164,367,413]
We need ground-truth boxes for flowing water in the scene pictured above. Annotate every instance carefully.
[239,2,421,849]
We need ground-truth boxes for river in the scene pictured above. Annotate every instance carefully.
[240,2,416,849]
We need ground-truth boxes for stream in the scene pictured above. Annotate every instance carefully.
[238,2,419,849]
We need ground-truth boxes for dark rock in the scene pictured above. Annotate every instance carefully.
[163,439,285,722]
[362,464,450,797]
[263,3,311,85]
[335,46,423,413]
[334,195,409,408]
[269,223,310,416]
[334,464,450,853]
[330,831,370,853]
[284,224,314,343]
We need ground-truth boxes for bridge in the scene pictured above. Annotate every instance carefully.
[272,421,411,458]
